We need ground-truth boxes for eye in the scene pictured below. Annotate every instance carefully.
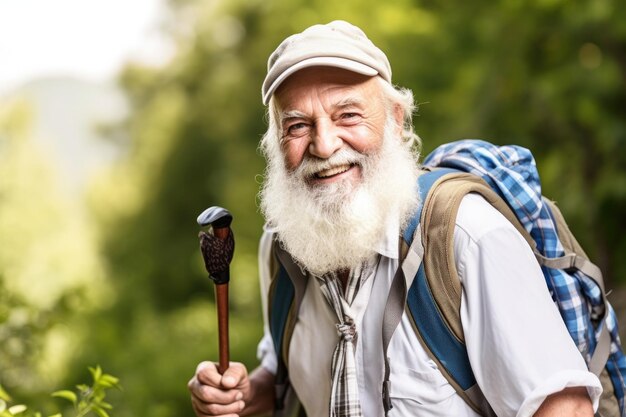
[283,122,310,139]
[289,122,307,132]
[339,112,361,124]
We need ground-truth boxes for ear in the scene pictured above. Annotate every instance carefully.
[392,103,404,139]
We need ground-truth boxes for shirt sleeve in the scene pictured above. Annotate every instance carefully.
[454,194,602,417]
[256,227,278,374]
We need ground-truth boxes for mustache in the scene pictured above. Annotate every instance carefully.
[294,148,367,179]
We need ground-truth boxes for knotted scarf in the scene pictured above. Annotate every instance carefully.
[315,261,375,417]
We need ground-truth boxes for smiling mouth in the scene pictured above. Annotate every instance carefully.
[314,163,355,179]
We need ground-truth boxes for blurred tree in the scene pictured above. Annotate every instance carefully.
[405,0,626,283]
[0,98,111,411]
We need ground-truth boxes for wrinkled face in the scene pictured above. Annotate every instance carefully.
[274,67,397,188]
[261,67,419,274]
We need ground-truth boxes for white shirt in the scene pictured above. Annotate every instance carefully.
[257,194,602,417]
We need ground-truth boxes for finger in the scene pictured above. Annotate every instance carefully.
[195,361,223,387]
[191,395,245,417]
[189,377,242,404]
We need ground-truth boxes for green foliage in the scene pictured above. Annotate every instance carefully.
[0,97,114,401]
[52,366,120,417]
[0,367,120,417]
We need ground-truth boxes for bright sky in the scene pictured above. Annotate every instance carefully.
[0,0,172,94]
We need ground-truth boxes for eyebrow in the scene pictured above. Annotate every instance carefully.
[280,110,308,123]
[334,96,365,109]
[279,96,366,123]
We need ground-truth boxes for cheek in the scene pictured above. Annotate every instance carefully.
[346,126,384,154]
[282,140,308,170]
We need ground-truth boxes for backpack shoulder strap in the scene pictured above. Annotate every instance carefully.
[417,168,533,341]
[268,236,308,414]
[269,238,308,366]
[400,167,531,416]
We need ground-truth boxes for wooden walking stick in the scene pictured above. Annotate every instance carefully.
[197,206,234,375]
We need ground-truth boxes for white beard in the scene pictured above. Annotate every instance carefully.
[260,119,421,275]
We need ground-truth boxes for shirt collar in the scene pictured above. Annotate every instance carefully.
[372,210,401,260]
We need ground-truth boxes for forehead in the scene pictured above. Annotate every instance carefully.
[274,67,383,113]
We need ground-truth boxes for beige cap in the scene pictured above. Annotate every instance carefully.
[261,20,392,105]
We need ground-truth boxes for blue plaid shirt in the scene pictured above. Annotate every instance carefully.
[424,139,626,411]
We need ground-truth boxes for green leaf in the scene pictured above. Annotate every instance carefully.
[47,414,62,417]
[89,366,102,383]
[92,406,109,417]
[51,390,77,405]
[99,402,113,410]
[75,385,89,393]
[98,375,119,388]
[7,405,27,414]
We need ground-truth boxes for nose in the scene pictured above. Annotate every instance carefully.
[309,119,343,159]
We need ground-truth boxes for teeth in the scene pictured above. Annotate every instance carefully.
[316,164,351,178]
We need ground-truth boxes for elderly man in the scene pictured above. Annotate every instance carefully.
[188,21,602,417]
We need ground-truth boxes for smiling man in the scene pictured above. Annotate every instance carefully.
[188,21,602,417]
[261,66,420,277]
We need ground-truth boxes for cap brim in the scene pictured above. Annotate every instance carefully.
[262,56,379,105]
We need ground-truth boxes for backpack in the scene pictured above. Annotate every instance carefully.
[267,139,626,417]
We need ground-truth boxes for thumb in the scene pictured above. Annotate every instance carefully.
[220,363,247,389]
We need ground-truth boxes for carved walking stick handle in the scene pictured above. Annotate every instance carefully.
[197,206,234,374]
